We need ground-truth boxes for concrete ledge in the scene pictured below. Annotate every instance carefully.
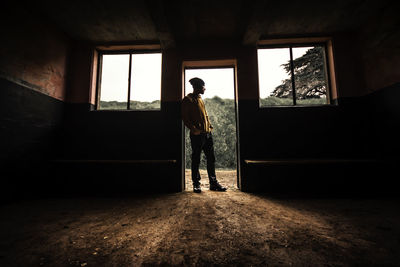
[51,159,177,164]
[244,159,379,165]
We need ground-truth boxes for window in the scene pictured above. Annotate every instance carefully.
[257,43,332,107]
[97,51,162,110]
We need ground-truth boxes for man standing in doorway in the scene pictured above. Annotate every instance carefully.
[182,77,227,193]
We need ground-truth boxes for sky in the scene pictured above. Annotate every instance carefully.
[99,47,312,102]
[185,68,235,99]
[100,53,162,102]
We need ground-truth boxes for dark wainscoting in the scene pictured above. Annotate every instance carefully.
[54,101,184,196]
[238,83,399,196]
[0,77,64,202]
[2,77,398,199]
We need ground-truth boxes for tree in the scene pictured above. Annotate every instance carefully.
[272,47,327,99]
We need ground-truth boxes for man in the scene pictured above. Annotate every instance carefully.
[182,77,227,193]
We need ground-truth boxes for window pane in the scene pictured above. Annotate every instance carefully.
[99,54,129,110]
[258,48,293,106]
[130,53,162,110]
[292,46,328,105]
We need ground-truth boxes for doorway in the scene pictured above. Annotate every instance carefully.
[183,62,240,191]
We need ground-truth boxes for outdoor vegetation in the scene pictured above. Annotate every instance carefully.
[262,46,328,105]
[272,47,327,99]
[185,96,237,170]
[100,100,161,110]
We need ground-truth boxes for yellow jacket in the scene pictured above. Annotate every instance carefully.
[181,93,213,135]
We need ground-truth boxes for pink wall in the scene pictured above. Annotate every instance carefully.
[66,43,94,104]
[0,8,70,101]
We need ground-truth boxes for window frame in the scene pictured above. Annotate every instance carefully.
[95,48,163,111]
[257,38,337,108]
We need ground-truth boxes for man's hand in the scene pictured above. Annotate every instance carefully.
[191,127,202,135]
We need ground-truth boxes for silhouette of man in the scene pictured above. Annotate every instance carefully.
[182,77,227,193]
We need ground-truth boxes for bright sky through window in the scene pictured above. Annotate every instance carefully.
[257,47,310,99]
[100,54,129,102]
[130,53,162,102]
[185,68,235,99]
[99,53,162,102]
[99,49,314,103]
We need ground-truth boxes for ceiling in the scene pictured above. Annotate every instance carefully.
[19,0,395,47]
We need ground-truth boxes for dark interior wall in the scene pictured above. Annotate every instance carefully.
[58,45,183,194]
[62,33,392,196]
[60,42,247,195]
[358,2,400,93]
[239,9,400,194]
[66,42,94,104]
[234,34,387,194]
[356,2,400,163]
[56,105,183,194]
[0,5,70,201]
[331,33,366,98]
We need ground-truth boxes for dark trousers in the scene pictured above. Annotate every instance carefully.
[190,133,217,186]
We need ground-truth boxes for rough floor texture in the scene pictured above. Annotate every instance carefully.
[1,171,399,266]
[185,169,238,191]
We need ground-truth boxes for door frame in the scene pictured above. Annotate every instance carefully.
[181,59,241,190]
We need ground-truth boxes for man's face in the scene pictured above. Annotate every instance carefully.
[194,85,206,95]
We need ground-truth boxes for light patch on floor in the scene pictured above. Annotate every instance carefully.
[0,190,399,266]
[185,169,238,191]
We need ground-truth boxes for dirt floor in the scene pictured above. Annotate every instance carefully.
[1,171,400,266]
[185,169,238,191]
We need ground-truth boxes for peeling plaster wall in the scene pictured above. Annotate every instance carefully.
[0,5,70,101]
[66,42,94,104]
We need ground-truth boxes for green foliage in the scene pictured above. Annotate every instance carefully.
[260,96,293,106]
[99,101,127,110]
[272,47,327,99]
[130,101,161,110]
[260,96,327,106]
[99,101,161,110]
[185,96,237,170]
